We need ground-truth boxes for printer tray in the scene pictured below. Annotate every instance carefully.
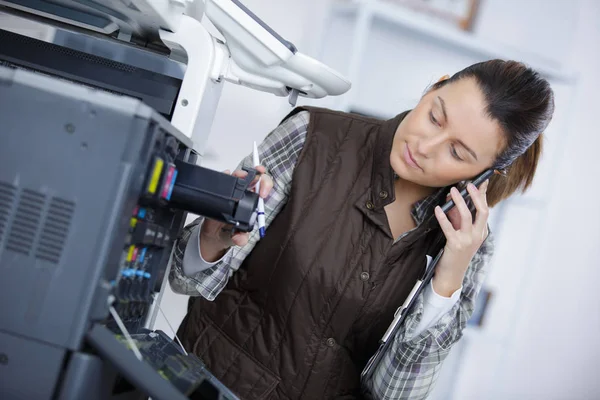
[86,325,240,400]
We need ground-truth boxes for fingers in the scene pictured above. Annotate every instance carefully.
[250,166,273,199]
[258,173,273,198]
[218,226,250,247]
[231,231,250,247]
[438,180,490,258]
[435,206,456,238]
[468,180,490,233]
[231,169,248,178]
[450,187,472,233]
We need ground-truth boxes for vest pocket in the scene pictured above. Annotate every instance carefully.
[192,317,281,400]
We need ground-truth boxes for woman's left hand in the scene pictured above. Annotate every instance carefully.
[432,180,490,297]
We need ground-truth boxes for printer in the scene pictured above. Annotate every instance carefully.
[0,1,350,399]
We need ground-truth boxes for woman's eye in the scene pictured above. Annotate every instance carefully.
[451,145,463,161]
[429,111,439,126]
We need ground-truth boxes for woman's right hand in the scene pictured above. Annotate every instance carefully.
[199,166,273,262]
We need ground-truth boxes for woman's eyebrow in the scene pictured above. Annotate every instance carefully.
[457,139,478,161]
[437,96,448,123]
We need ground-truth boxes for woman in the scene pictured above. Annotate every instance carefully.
[169,59,554,400]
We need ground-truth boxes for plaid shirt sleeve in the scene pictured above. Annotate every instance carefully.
[363,233,495,400]
[168,110,310,300]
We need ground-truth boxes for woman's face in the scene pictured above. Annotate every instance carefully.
[391,77,505,188]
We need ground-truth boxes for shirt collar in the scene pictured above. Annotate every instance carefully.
[410,186,448,225]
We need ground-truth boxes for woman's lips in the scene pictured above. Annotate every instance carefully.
[403,143,422,170]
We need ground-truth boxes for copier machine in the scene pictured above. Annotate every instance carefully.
[0,1,350,399]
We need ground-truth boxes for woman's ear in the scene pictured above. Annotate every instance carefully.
[437,74,450,83]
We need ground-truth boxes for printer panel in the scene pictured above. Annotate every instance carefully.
[0,66,193,350]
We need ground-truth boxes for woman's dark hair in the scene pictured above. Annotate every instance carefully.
[431,59,555,207]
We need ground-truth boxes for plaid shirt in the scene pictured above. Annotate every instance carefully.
[169,111,494,399]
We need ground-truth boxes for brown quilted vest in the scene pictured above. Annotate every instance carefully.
[178,107,445,400]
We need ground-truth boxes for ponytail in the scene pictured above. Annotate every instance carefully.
[487,133,544,207]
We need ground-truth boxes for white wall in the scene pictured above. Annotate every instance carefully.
[477,0,600,398]
[473,0,578,69]
[158,1,600,399]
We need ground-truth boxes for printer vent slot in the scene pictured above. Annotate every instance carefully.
[36,197,75,264]
[0,181,17,246]
[6,189,45,256]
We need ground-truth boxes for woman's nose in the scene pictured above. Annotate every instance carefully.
[416,134,445,158]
